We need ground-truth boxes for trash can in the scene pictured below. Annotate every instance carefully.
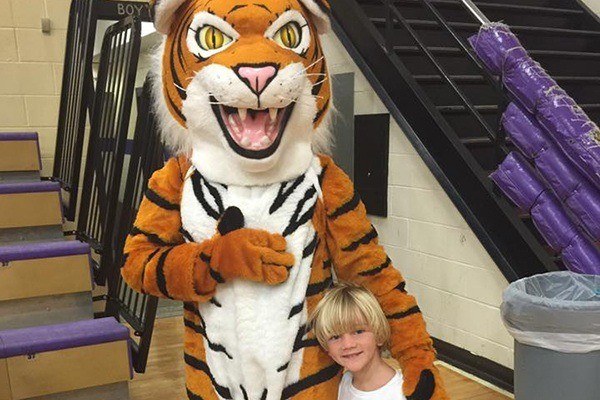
[501,271,600,400]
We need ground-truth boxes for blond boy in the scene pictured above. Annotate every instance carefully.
[311,282,407,400]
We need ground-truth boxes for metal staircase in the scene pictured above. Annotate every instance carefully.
[329,0,600,280]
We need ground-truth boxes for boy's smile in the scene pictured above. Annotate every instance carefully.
[326,326,381,373]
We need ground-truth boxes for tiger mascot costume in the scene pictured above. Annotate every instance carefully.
[121,0,449,399]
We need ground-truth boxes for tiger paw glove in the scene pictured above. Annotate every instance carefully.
[403,364,449,400]
[208,206,295,285]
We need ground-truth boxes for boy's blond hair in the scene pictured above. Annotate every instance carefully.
[310,282,391,350]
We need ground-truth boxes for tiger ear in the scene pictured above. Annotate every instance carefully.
[299,0,331,34]
[149,0,187,34]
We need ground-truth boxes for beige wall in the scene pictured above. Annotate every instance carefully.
[0,0,70,176]
[580,0,600,14]
[321,33,515,369]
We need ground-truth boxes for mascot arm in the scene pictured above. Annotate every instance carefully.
[319,156,449,400]
[121,156,220,302]
[121,157,294,302]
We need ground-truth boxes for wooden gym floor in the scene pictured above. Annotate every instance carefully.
[129,317,512,399]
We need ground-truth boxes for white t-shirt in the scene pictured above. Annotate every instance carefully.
[338,370,407,400]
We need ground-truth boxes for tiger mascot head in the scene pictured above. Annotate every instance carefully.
[150,0,332,185]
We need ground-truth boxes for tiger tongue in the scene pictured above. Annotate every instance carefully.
[238,110,275,147]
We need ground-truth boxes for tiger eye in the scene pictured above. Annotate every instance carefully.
[198,25,230,50]
[276,22,301,49]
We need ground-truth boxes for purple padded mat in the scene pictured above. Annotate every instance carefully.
[530,191,578,252]
[0,317,129,359]
[0,181,60,195]
[503,57,558,113]
[468,23,524,75]
[502,102,550,158]
[490,152,545,212]
[0,240,90,263]
[564,183,600,242]
[0,132,38,141]
[537,92,600,189]
[562,234,600,275]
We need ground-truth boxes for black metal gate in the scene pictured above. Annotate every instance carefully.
[52,0,97,221]
[106,77,164,373]
[77,15,141,285]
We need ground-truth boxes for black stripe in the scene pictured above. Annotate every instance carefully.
[313,98,329,124]
[210,297,222,307]
[342,226,378,251]
[184,302,199,315]
[240,385,249,400]
[200,252,211,263]
[358,257,391,277]
[288,302,304,319]
[270,175,305,214]
[306,276,332,297]
[156,248,175,299]
[254,3,271,12]
[180,227,195,242]
[202,178,224,216]
[302,233,318,258]
[185,320,233,360]
[228,4,247,13]
[396,281,407,293]
[184,353,232,399]
[191,170,221,220]
[209,267,225,284]
[323,259,332,270]
[328,191,360,219]
[292,324,318,352]
[166,89,187,123]
[146,188,179,211]
[260,389,268,400]
[277,362,289,372]
[186,388,204,400]
[140,248,161,293]
[311,55,327,96]
[388,306,421,320]
[281,363,341,399]
[131,226,175,246]
[282,187,317,237]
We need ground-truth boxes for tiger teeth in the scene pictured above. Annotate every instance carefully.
[259,135,271,146]
[241,137,251,147]
[269,108,278,121]
[238,108,247,122]
[228,114,236,127]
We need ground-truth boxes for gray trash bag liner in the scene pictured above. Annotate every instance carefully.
[501,271,600,353]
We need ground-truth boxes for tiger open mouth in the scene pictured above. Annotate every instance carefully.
[210,96,295,159]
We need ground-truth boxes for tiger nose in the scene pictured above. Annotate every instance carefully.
[236,65,277,95]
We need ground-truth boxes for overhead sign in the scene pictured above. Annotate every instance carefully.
[96,0,152,22]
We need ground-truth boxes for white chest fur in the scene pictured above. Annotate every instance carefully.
[180,156,323,400]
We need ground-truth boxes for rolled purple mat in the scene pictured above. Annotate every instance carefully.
[561,234,600,275]
[537,92,600,189]
[468,23,525,76]
[564,182,600,243]
[530,191,578,252]
[502,57,559,113]
[536,146,581,200]
[490,152,546,213]
[502,102,550,158]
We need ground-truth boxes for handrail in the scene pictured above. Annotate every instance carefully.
[459,0,491,25]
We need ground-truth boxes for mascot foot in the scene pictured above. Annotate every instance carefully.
[406,369,435,400]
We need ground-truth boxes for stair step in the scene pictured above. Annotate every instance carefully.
[0,132,41,182]
[0,241,93,330]
[0,181,64,244]
[394,45,600,76]
[371,17,600,51]
[0,318,131,399]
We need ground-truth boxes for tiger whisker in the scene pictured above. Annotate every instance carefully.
[174,83,187,92]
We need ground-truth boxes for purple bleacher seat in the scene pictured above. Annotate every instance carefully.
[0,132,38,141]
[0,181,60,195]
[0,240,90,263]
[0,318,129,359]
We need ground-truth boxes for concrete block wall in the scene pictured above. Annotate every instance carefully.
[321,32,515,369]
[0,0,70,176]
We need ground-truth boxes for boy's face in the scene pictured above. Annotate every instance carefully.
[325,325,381,373]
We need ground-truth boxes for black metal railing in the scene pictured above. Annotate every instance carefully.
[77,15,141,285]
[105,77,164,373]
[52,0,97,221]
[330,0,556,280]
